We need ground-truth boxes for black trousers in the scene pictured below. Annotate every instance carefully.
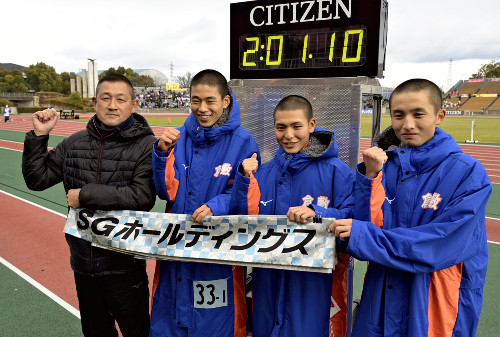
[73,267,150,337]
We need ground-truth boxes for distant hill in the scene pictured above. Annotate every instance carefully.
[0,63,25,71]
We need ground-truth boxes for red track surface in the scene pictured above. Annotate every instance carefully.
[0,115,168,138]
[0,191,156,316]
[2,118,499,183]
[1,117,499,319]
[359,138,500,184]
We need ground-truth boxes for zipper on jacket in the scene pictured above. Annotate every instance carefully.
[90,139,105,274]
[96,139,105,184]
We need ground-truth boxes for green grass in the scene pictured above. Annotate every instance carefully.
[0,263,82,337]
[0,129,66,148]
[147,117,186,127]
[361,115,500,144]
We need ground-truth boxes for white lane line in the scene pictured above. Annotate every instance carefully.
[0,190,79,318]
[0,256,80,318]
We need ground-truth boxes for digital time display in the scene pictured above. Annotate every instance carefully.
[240,27,367,70]
[230,0,388,79]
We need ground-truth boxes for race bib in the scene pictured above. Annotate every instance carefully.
[193,278,228,309]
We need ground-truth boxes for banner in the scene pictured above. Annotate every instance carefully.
[166,83,180,90]
[446,110,464,115]
[64,208,337,273]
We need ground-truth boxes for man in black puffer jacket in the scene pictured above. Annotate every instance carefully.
[22,74,156,337]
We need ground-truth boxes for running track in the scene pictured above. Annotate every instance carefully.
[2,116,500,184]
[0,117,499,325]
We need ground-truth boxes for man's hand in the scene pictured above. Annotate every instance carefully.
[157,128,181,152]
[67,188,81,209]
[287,206,315,223]
[33,108,59,136]
[241,153,258,177]
[362,147,388,178]
[192,204,213,223]
[328,219,353,241]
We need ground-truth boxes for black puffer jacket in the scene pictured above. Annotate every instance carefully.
[22,113,156,275]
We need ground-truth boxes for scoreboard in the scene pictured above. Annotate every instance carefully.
[230,0,388,79]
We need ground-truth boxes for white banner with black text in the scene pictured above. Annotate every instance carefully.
[64,208,336,273]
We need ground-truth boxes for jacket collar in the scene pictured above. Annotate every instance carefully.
[88,113,154,140]
[273,127,338,175]
[376,126,462,173]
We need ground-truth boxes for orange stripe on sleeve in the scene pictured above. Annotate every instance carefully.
[232,266,248,337]
[370,171,385,228]
[428,263,463,337]
[247,173,261,215]
[151,260,162,309]
[164,148,179,202]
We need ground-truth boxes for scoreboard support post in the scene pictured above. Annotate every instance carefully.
[230,1,388,335]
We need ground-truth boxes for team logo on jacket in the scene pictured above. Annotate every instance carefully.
[214,163,232,177]
[317,196,331,208]
[260,200,273,206]
[302,194,314,206]
[421,192,442,210]
[301,195,330,208]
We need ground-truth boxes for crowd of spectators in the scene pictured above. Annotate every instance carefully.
[135,88,189,109]
[442,99,461,109]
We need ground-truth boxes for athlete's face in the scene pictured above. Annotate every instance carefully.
[93,81,137,129]
[274,109,316,154]
[390,90,445,147]
[190,84,230,128]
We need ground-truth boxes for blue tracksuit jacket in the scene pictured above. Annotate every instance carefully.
[229,128,355,337]
[349,127,491,337]
[150,93,259,337]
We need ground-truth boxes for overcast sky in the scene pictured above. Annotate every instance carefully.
[3,0,499,90]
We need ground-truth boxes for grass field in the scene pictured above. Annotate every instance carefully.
[54,113,500,144]
[147,117,186,127]
[360,115,500,143]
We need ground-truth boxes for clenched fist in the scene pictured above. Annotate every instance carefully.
[32,108,59,136]
[241,153,258,177]
[157,128,181,152]
[361,147,388,178]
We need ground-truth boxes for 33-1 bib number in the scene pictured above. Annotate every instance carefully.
[193,279,228,308]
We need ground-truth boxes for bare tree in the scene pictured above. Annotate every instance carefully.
[175,71,194,89]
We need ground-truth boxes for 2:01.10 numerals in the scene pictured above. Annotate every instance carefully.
[240,28,366,69]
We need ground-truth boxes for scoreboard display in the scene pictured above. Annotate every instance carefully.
[59,110,75,119]
[230,0,388,79]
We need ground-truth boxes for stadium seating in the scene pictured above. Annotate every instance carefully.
[460,97,496,112]
[478,81,500,94]
[458,82,483,94]
[488,98,500,113]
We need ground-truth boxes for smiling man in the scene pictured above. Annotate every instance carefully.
[329,79,492,337]
[22,74,157,336]
[150,69,260,337]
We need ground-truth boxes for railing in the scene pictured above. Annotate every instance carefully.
[0,92,34,98]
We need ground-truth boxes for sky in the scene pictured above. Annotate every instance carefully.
[3,0,499,91]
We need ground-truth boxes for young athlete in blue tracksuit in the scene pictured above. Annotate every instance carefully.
[330,79,492,337]
[230,95,355,337]
[150,70,260,337]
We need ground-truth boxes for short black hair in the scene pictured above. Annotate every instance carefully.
[273,95,313,120]
[190,69,229,99]
[95,74,135,98]
[389,78,442,113]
